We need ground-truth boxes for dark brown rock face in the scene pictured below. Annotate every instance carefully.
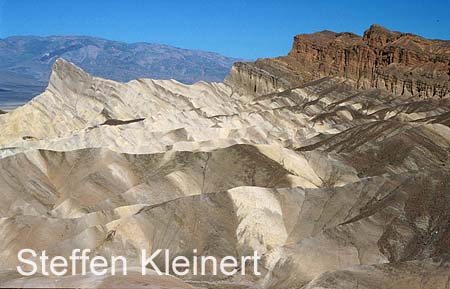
[226,25,450,98]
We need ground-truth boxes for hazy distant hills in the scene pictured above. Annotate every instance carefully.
[0,35,240,109]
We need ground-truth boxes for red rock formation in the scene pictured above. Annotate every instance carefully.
[227,25,450,98]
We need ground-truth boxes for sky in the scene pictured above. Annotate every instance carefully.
[0,0,449,59]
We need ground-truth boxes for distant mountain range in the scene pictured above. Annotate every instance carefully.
[0,35,241,109]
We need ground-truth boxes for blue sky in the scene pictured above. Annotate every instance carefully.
[0,0,448,59]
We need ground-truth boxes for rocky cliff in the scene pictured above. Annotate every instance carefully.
[226,25,450,98]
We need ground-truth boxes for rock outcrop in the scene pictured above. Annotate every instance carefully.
[226,25,450,98]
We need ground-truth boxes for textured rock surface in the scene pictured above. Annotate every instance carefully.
[0,56,449,289]
[226,25,450,98]
[303,259,450,289]
[0,268,196,288]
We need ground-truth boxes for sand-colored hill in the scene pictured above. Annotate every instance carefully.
[0,28,449,288]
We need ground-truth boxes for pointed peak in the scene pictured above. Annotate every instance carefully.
[48,58,93,93]
[363,24,402,46]
[365,24,391,33]
[51,58,90,77]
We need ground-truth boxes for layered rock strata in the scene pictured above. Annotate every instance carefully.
[226,25,450,98]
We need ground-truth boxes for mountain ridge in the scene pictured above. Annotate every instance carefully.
[0,35,241,109]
